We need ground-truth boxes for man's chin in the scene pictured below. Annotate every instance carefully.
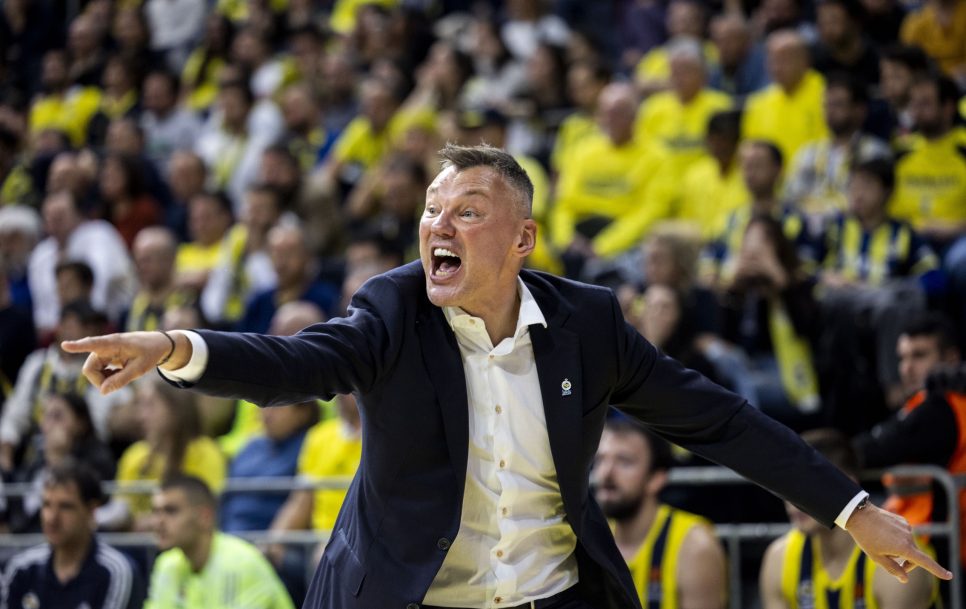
[425,282,462,308]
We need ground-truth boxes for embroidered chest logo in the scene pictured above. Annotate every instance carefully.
[561,379,572,396]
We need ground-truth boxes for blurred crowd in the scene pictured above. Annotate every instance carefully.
[1,0,966,606]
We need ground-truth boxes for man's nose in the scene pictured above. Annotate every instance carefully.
[430,210,455,236]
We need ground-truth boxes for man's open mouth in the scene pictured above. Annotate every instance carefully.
[432,247,462,277]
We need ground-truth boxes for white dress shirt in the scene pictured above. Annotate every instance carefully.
[422,280,578,607]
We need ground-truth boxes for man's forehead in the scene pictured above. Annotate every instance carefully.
[427,165,499,194]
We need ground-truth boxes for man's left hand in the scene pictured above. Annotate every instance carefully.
[846,502,953,583]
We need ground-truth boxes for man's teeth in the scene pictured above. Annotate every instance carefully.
[434,248,459,258]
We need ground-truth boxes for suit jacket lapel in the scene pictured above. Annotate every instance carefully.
[416,304,469,490]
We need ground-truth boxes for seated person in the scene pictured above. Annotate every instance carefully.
[1,459,145,609]
[113,377,226,531]
[593,414,726,609]
[147,476,295,609]
[760,428,936,609]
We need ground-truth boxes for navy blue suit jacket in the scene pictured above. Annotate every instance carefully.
[180,261,860,609]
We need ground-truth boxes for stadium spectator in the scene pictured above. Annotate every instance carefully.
[27,190,135,334]
[65,12,107,89]
[811,0,881,86]
[148,476,294,609]
[0,301,128,474]
[552,82,673,264]
[0,205,40,312]
[594,415,726,609]
[53,261,93,314]
[460,17,528,113]
[0,261,35,402]
[86,56,141,151]
[165,150,207,241]
[180,13,233,113]
[175,190,237,294]
[708,13,770,101]
[28,49,101,148]
[760,429,936,609]
[878,45,933,141]
[742,30,828,166]
[900,0,966,84]
[1,393,115,533]
[0,459,145,609]
[634,0,716,96]
[114,377,226,531]
[550,59,609,176]
[0,125,38,209]
[125,227,189,333]
[635,37,733,182]
[238,224,339,333]
[784,73,891,226]
[145,0,207,70]
[97,153,161,248]
[141,69,204,167]
[112,5,164,83]
[201,184,283,327]
[278,83,336,173]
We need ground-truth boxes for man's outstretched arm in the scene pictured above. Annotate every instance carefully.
[62,330,194,395]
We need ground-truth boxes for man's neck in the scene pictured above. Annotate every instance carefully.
[752,194,778,214]
[145,281,175,303]
[832,129,857,148]
[781,74,807,96]
[184,531,214,573]
[52,535,92,583]
[811,526,856,578]
[613,499,660,561]
[857,210,887,232]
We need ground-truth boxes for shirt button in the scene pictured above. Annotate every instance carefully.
[494,597,502,604]
[495,405,502,414]
[496,550,504,558]
[501,507,508,516]
[499,459,506,468]
[437,537,451,550]
[469,319,476,325]
[489,354,494,360]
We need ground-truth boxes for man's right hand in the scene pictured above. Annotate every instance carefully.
[61,331,193,395]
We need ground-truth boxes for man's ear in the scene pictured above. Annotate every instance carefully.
[646,469,669,496]
[517,219,537,257]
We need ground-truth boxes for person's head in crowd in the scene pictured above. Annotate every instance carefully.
[815,0,865,53]
[322,50,359,104]
[58,300,107,357]
[268,300,326,336]
[133,227,178,292]
[137,377,202,480]
[468,17,513,75]
[218,80,255,134]
[419,41,474,109]
[359,77,399,134]
[908,74,959,140]
[785,429,859,535]
[280,83,322,136]
[112,6,151,57]
[740,140,784,203]
[105,117,146,156]
[40,393,97,465]
[733,214,800,292]
[242,184,283,237]
[231,26,272,73]
[258,145,302,198]
[567,60,611,115]
[596,82,639,147]
[370,58,414,104]
[99,153,147,209]
[666,0,708,38]
[41,459,105,552]
[642,225,701,290]
[152,476,217,554]
[879,45,932,111]
[766,29,812,93]
[458,108,509,149]
[897,312,961,398]
[379,153,428,221]
[268,224,312,290]
[68,13,104,63]
[101,55,137,98]
[824,73,869,140]
[705,109,742,169]
[757,0,806,34]
[593,415,674,521]
[635,284,689,351]
[345,227,405,275]
[40,49,70,94]
[48,152,91,199]
[847,158,894,228]
[200,12,234,56]
[55,261,94,308]
[710,14,753,72]
[259,399,320,444]
[340,261,389,315]
[287,24,327,83]
[142,70,181,119]
[668,37,708,103]
[167,151,207,203]
[526,42,569,106]
[187,191,234,247]
[160,304,206,331]
[0,205,41,274]
[42,191,84,247]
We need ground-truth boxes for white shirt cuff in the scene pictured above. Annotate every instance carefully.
[158,330,209,383]
[835,490,870,530]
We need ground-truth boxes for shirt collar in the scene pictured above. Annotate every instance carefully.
[442,277,548,335]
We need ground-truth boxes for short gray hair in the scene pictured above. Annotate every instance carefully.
[0,205,42,241]
[438,143,534,216]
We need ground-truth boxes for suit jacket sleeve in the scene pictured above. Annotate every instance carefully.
[607,293,861,528]
[176,273,404,406]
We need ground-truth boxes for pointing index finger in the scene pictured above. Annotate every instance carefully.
[61,335,113,355]
[904,546,953,580]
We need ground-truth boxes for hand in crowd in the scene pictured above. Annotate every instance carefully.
[61,331,193,394]
[846,502,953,583]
